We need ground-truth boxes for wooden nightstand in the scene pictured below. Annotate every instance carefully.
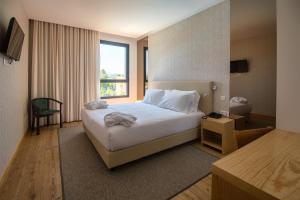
[230,114,246,130]
[201,117,237,154]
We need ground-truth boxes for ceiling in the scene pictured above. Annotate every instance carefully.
[21,0,223,38]
[231,0,276,41]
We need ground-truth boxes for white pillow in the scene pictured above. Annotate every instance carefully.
[143,89,165,105]
[189,91,201,113]
[158,90,200,113]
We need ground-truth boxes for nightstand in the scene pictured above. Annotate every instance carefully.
[230,114,246,130]
[201,117,237,154]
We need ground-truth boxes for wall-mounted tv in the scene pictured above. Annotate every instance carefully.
[230,59,248,73]
[0,17,25,61]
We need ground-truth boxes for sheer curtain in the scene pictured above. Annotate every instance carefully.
[30,20,100,122]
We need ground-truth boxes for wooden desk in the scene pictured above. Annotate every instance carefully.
[211,129,300,200]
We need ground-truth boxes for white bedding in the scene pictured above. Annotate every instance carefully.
[82,102,205,151]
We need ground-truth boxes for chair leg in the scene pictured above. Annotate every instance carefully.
[47,116,50,126]
[31,116,35,131]
[60,111,63,128]
[37,117,40,135]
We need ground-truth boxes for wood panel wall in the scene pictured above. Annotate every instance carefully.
[137,37,148,100]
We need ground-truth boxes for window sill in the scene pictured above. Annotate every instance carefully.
[100,95,129,99]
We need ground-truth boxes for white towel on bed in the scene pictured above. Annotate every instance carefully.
[230,96,248,104]
[84,100,108,110]
[104,112,137,127]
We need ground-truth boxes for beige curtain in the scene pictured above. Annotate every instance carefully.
[30,20,99,122]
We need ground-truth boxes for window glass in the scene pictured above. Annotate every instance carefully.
[144,47,148,94]
[100,40,129,98]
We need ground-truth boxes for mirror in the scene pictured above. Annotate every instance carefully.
[230,0,276,130]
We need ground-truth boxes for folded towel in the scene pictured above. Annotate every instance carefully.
[84,100,108,110]
[230,96,248,104]
[104,112,137,127]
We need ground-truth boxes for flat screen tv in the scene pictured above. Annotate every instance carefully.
[230,59,248,73]
[1,17,25,61]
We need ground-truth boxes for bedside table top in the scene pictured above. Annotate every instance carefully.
[203,117,233,124]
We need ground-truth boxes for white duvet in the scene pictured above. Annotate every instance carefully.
[81,102,205,151]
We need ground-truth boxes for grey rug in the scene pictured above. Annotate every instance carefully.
[59,126,217,200]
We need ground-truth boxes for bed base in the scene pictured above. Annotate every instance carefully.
[84,124,201,169]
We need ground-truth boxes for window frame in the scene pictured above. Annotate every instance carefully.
[143,47,148,95]
[100,40,130,99]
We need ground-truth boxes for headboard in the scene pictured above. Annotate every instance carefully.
[149,81,214,114]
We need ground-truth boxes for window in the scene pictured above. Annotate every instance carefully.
[100,40,129,98]
[144,47,148,95]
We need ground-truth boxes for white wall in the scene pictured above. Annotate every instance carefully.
[276,0,300,133]
[99,32,137,104]
[148,1,230,112]
[231,33,277,117]
[0,0,29,178]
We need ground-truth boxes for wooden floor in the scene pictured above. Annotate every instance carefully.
[0,123,214,200]
[172,175,212,200]
[0,126,62,200]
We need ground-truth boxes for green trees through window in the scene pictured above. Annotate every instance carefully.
[100,69,127,97]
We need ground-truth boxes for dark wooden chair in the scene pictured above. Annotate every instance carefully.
[31,98,63,135]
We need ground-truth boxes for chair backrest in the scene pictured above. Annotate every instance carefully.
[32,98,49,113]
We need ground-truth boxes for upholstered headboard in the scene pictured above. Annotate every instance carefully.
[149,81,214,114]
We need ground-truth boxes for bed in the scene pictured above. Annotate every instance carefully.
[229,100,252,119]
[82,81,213,169]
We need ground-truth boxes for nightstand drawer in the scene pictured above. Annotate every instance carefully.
[202,119,224,134]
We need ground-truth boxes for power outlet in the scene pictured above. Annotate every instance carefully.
[220,96,226,101]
